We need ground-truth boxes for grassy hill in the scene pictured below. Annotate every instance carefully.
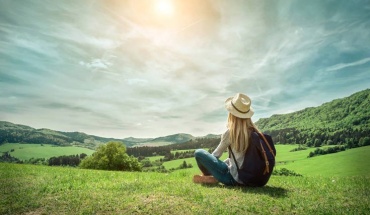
[255,89,370,146]
[0,143,95,161]
[0,121,191,149]
[1,144,369,214]
[1,163,369,214]
[0,121,201,149]
[256,89,370,130]
[279,146,370,176]
[0,121,127,149]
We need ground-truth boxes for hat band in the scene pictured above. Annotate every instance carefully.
[231,101,250,114]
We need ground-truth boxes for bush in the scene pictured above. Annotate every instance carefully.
[168,161,193,172]
[273,168,303,176]
[307,146,346,158]
[79,141,142,171]
[290,146,307,152]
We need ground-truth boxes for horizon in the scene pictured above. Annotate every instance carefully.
[1,0,370,138]
[1,88,367,139]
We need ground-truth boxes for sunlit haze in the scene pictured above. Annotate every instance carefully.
[1,0,369,138]
[155,0,174,16]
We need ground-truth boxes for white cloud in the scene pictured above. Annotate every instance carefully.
[84,59,111,70]
[325,57,370,72]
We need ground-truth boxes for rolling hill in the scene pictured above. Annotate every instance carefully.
[1,89,369,150]
[255,89,370,147]
[0,121,215,149]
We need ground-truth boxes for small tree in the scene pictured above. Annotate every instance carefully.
[79,141,142,171]
[181,160,187,168]
[314,139,321,147]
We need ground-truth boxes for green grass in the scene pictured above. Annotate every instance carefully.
[274,144,332,164]
[272,145,370,176]
[1,163,369,214]
[163,157,196,170]
[1,145,370,214]
[279,146,370,176]
[147,155,164,162]
[0,143,95,160]
[159,145,370,177]
[162,151,228,172]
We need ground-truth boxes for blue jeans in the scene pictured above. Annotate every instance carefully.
[194,149,238,186]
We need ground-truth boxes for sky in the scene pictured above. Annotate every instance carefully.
[1,0,370,138]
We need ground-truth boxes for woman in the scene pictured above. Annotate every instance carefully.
[193,93,263,185]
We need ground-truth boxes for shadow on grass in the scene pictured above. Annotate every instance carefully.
[238,185,289,198]
[201,184,288,198]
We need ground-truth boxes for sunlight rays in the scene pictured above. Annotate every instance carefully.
[155,0,174,17]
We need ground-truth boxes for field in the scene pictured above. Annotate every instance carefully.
[1,163,369,214]
[2,142,369,177]
[1,145,370,214]
[0,143,95,160]
[279,146,370,176]
[163,145,370,177]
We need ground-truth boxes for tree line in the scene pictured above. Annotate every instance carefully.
[264,127,370,148]
[49,154,88,166]
[126,137,220,158]
[308,146,346,158]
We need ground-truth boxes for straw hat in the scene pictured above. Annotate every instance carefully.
[225,93,254,118]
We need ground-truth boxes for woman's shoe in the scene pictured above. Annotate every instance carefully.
[193,175,218,184]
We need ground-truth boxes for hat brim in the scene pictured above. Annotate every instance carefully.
[225,96,254,119]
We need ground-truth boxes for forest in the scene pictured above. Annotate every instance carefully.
[255,89,370,148]
[126,137,220,158]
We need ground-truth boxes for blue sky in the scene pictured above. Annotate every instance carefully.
[1,0,370,138]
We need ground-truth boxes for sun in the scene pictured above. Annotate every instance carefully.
[155,0,174,16]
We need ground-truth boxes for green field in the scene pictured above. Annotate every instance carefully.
[162,145,370,177]
[1,145,370,214]
[0,143,95,160]
[2,142,369,178]
[279,146,370,176]
[148,155,164,162]
[1,163,369,214]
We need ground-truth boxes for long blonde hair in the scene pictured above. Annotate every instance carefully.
[227,113,259,152]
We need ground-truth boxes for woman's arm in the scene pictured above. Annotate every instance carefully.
[212,130,230,158]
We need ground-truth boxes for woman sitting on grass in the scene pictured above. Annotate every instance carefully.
[193,93,274,186]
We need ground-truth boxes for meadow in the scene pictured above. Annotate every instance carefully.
[0,143,95,160]
[162,145,370,177]
[1,144,369,214]
[2,142,369,177]
[1,162,369,214]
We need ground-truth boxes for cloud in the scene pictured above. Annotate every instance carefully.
[325,57,370,72]
[1,0,370,138]
[82,59,112,70]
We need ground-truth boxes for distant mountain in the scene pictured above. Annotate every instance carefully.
[123,137,154,143]
[0,121,209,149]
[0,121,130,149]
[150,133,194,143]
[200,134,221,139]
[256,89,370,147]
[1,89,369,150]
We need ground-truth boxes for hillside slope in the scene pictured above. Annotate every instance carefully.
[256,89,370,146]
[0,121,130,149]
[256,89,370,130]
[0,121,198,149]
